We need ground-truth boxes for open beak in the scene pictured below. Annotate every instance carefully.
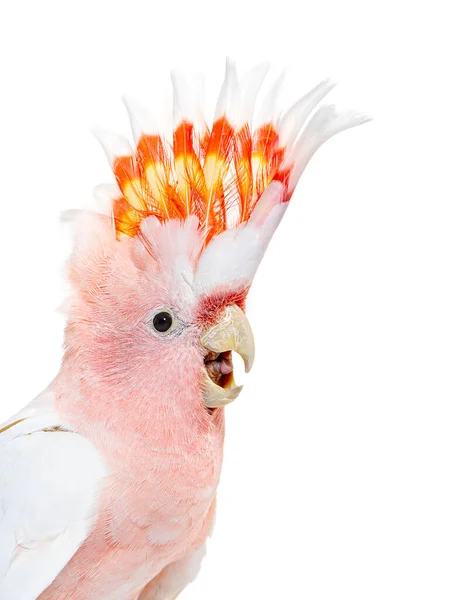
[200,304,255,409]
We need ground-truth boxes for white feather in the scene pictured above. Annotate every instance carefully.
[278,79,336,148]
[171,71,206,130]
[0,394,107,600]
[236,62,270,129]
[257,70,285,126]
[287,105,371,192]
[214,58,240,126]
[122,95,158,143]
[171,70,186,128]
[194,183,288,295]
[93,183,121,212]
[92,128,133,165]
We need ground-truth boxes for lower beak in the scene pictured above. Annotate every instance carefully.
[200,304,255,408]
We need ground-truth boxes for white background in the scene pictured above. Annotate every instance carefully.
[0,1,463,599]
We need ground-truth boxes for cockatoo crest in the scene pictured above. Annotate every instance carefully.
[94,61,369,258]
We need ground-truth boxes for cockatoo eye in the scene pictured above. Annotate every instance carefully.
[152,311,173,333]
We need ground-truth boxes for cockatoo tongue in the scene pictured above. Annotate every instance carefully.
[218,356,233,375]
[205,353,233,376]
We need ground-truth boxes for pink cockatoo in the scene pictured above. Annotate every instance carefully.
[0,62,368,600]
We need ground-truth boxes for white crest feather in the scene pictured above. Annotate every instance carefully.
[287,105,371,192]
[236,61,270,128]
[257,70,286,125]
[171,70,207,133]
[278,79,336,148]
[122,95,158,143]
[93,128,133,165]
[214,58,241,126]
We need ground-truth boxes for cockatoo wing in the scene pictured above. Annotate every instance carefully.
[0,392,107,600]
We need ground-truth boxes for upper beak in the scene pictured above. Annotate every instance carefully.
[200,304,255,408]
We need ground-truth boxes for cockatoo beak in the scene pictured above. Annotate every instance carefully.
[200,304,255,409]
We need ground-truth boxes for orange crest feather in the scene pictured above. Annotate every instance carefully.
[112,118,290,244]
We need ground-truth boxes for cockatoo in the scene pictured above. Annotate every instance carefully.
[0,62,368,600]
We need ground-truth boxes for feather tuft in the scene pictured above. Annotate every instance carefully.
[97,62,369,245]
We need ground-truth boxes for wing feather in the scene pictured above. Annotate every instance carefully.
[0,400,107,600]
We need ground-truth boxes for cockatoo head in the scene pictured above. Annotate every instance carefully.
[65,62,367,412]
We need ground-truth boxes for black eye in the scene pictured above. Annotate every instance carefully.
[153,311,173,333]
